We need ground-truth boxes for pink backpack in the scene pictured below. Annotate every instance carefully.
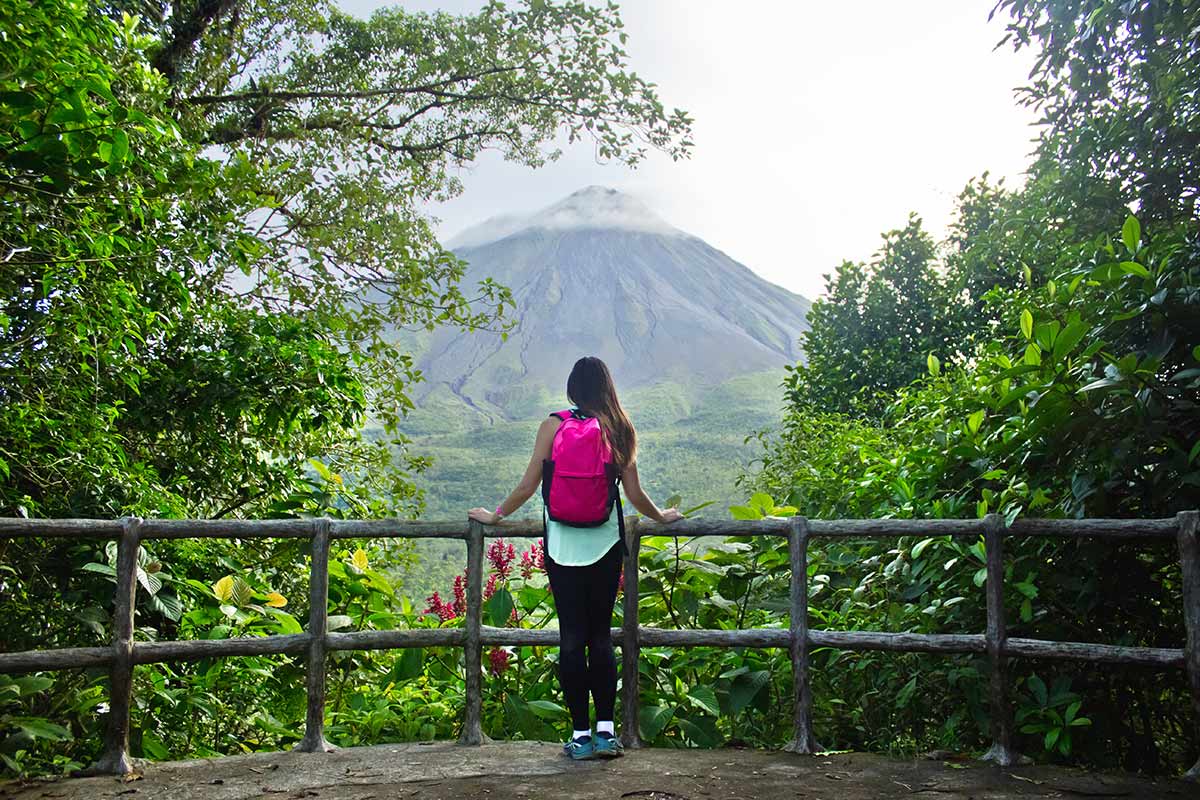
[541,409,621,527]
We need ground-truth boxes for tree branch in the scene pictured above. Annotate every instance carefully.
[182,66,520,107]
[153,0,241,85]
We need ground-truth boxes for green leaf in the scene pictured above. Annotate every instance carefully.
[109,128,129,163]
[748,493,774,513]
[136,566,162,596]
[1121,215,1140,252]
[1118,261,1150,279]
[728,670,771,714]
[728,505,761,520]
[308,458,333,482]
[1020,309,1033,340]
[682,500,716,517]
[996,383,1039,408]
[14,676,54,696]
[387,647,424,683]
[967,410,984,435]
[150,592,182,621]
[526,699,566,719]
[911,537,936,559]
[1028,675,1048,706]
[639,705,675,741]
[141,731,169,760]
[0,91,37,112]
[1078,378,1122,393]
[485,587,514,627]
[686,685,720,716]
[326,614,353,631]
[927,353,940,376]
[1051,321,1088,362]
[676,716,720,746]
[231,577,254,608]
[266,608,303,635]
[518,586,549,613]
[11,717,72,741]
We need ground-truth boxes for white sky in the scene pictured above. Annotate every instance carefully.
[338,1,1040,299]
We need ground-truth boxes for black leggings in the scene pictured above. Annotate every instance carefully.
[545,540,622,732]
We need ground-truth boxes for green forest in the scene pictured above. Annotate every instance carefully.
[2,0,1199,782]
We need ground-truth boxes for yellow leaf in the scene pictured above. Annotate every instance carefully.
[350,548,369,572]
[212,575,234,602]
[265,592,287,608]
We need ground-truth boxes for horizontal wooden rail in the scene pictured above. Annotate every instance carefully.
[1,629,1183,672]
[0,512,1195,780]
[1,515,1183,541]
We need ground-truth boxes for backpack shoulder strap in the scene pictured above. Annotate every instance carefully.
[550,409,573,421]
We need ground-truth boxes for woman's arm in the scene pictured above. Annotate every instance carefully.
[620,461,682,524]
[468,417,560,524]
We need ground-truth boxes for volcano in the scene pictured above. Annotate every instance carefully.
[413,186,810,417]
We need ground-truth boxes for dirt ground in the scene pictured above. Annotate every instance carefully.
[0,741,1193,800]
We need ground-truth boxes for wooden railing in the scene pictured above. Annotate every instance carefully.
[1,513,1198,779]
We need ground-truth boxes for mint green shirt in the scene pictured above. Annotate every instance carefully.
[546,514,621,566]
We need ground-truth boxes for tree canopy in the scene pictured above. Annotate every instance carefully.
[0,0,693,518]
[749,0,1200,773]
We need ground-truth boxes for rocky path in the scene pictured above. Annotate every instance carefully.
[0,741,1191,800]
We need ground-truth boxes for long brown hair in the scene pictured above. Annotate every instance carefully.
[566,356,636,469]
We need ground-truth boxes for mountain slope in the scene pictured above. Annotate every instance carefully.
[413,186,810,417]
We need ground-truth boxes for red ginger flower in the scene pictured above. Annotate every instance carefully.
[520,540,545,578]
[424,591,458,621]
[488,647,511,676]
[487,538,516,577]
[423,590,443,616]
[452,574,466,616]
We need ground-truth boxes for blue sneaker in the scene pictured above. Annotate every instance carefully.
[593,731,624,758]
[563,735,595,760]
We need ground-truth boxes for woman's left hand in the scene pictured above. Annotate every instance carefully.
[468,507,500,525]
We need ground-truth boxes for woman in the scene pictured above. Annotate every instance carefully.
[469,356,682,760]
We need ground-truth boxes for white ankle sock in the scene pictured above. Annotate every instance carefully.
[596,721,614,736]
[572,728,591,741]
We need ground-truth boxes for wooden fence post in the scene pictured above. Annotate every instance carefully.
[92,517,141,774]
[459,519,487,745]
[784,516,821,754]
[295,518,335,752]
[621,517,643,749]
[981,513,1018,766]
[1177,510,1200,781]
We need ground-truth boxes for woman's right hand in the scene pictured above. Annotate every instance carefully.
[658,508,683,524]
